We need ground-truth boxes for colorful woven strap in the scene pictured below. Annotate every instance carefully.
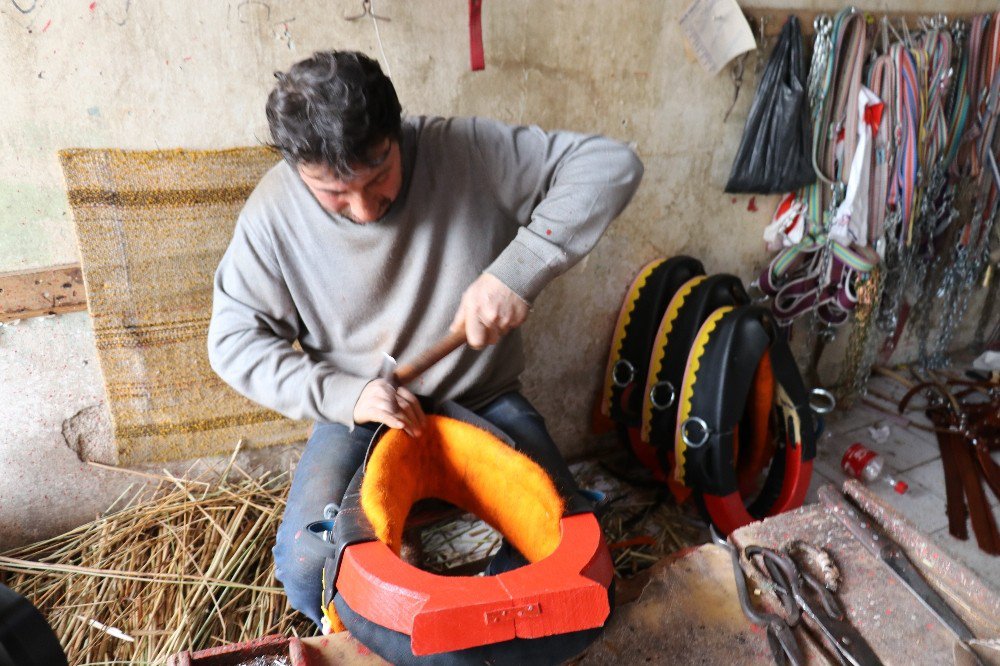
[867,53,896,247]
[890,42,921,246]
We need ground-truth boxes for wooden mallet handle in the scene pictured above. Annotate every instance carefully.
[393,329,467,386]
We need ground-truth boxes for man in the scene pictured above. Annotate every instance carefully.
[208,50,642,627]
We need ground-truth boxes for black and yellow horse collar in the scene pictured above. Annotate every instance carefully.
[601,256,705,478]
[673,305,817,533]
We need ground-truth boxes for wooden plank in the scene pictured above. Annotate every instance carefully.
[0,264,86,322]
[742,8,978,40]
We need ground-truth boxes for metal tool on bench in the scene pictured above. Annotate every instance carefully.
[744,544,882,666]
[818,484,981,648]
[711,526,881,666]
[710,527,805,666]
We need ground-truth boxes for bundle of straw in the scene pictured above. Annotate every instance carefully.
[0,462,313,664]
[0,449,704,663]
[570,457,704,578]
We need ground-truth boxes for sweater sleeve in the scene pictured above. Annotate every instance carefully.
[207,215,371,426]
[472,118,644,302]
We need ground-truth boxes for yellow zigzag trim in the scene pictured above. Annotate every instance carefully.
[602,258,665,416]
[674,306,733,485]
[640,276,707,441]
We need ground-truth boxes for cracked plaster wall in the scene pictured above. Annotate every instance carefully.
[2,0,997,475]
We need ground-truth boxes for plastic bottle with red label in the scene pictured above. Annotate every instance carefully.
[841,442,909,494]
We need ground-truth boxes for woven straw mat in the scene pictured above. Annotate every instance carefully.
[59,147,311,464]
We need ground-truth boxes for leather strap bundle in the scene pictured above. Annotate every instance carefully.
[899,378,1000,554]
[598,256,821,534]
[751,11,1000,402]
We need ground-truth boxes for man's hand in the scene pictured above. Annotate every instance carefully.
[450,273,531,349]
[353,379,426,437]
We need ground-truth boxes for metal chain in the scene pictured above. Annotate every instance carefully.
[930,193,999,365]
[974,220,1000,347]
[837,265,885,405]
[808,16,834,107]
[875,213,909,334]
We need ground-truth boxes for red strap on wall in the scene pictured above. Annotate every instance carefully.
[469,0,485,71]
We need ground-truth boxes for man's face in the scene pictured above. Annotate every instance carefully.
[297,139,403,224]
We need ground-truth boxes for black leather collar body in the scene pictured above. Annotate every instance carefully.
[675,306,816,530]
[606,256,704,426]
[644,274,750,474]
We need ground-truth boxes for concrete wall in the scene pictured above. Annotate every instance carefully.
[2,1,997,509]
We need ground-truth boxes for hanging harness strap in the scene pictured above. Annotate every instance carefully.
[757,9,880,329]
[825,9,868,188]
[868,52,897,249]
[758,236,878,326]
[899,381,1000,554]
[890,42,922,246]
[880,19,976,361]
[673,306,816,534]
[953,15,990,180]
[942,21,971,177]
[468,0,485,71]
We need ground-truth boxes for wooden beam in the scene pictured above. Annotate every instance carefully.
[0,264,87,322]
[742,8,976,40]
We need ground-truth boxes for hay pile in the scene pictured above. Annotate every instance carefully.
[0,449,705,664]
[0,461,313,664]
[570,457,704,578]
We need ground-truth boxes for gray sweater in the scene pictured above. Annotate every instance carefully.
[208,116,643,426]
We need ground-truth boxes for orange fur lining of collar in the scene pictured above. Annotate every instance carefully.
[360,415,565,563]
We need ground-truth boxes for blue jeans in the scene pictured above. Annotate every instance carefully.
[272,392,578,627]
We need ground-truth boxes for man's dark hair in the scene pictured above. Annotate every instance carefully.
[266,51,402,178]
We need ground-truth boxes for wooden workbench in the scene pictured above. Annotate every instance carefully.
[584,480,999,665]
[172,481,1000,665]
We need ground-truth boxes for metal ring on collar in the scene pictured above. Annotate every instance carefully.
[680,416,711,448]
[809,388,837,414]
[649,381,676,411]
[611,359,636,388]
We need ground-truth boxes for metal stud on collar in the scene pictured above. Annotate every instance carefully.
[680,416,711,448]
[306,519,337,544]
[611,359,636,388]
[649,381,676,410]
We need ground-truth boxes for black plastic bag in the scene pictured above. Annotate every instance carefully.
[725,16,815,194]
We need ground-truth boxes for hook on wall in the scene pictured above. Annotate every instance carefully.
[344,0,390,22]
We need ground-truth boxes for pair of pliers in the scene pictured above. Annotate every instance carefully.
[711,528,804,666]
